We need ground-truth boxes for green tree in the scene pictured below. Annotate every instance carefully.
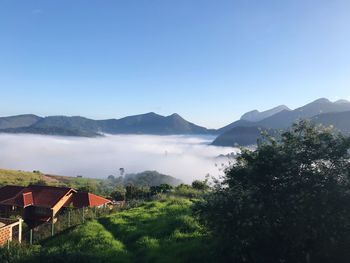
[78,181,97,193]
[125,184,150,200]
[150,184,173,195]
[191,180,209,191]
[125,184,137,200]
[107,175,115,181]
[110,186,126,201]
[36,179,48,186]
[195,121,350,263]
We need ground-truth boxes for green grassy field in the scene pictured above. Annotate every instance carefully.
[0,169,44,186]
[0,168,214,262]
[0,168,101,190]
[15,197,215,263]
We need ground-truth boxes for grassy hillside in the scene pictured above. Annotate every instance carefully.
[41,220,130,263]
[0,168,101,190]
[0,169,44,186]
[0,168,183,198]
[6,197,214,263]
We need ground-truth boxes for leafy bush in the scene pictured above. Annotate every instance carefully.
[110,185,126,201]
[150,184,173,195]
[125,184,150,200]
[172,184,203,198]
[191,180,209,191]
[195,121,350,262]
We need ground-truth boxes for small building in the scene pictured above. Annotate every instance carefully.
[0,218,23,246]
[0,185,111,228]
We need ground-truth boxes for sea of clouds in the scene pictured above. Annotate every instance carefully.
[0,134,238,183]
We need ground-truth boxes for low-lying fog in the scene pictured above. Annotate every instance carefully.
[0,134,238,183]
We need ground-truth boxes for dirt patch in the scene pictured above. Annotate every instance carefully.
[42,174,60,183]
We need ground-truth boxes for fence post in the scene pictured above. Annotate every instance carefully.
[29,229,33,245]
[51,218,54,237]
[7,239,10,250]
[68,210,71,227]
[18,218,23,244]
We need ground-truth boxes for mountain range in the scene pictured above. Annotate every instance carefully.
[240,105,291,122]
[1,98,350,146]
[0,112,214,137]
[213,98,350,147]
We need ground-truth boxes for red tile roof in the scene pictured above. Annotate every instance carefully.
[0,185,25,202]
[70,192,111,208]
[0,185,76,208]
[1,192,34,208]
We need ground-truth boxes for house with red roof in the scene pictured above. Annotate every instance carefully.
[68,192,111,208]
[0,185,111,227]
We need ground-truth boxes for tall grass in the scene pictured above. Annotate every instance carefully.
[0,169,44,186]
[1,197,215,262]
[41,220,130,263]
[0,168,102,191]
[32,198,213,262]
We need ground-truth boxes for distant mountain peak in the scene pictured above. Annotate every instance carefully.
[168,113,182,119]
[240,105,290,122]
[243,110,259,115]
[122,112,164,120]
[334,99,350,104]
[0,114,42,130]
[276,105,290,110]
[311,98,331,104]
[143,112,160,117]
[0,111,212,137]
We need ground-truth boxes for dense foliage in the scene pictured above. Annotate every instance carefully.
[123,171,181,186]
[196,121,350,262]
[191,180,209,191]
[110,185,127,201]
[98,170,181,196]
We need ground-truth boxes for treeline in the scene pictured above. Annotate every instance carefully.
[71,170,182,197]
[73,169,209,202]
[110,180,209,201]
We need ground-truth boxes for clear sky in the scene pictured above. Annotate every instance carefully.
[1,0,350,128]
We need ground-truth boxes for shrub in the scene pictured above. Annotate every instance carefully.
[195,121,350,263]
[191,180,209,191]
[110,186,126,201]
[173,184,202,198]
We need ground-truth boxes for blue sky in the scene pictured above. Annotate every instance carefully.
[1,0,349,128]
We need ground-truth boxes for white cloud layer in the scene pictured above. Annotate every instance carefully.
[0,134,237,183]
